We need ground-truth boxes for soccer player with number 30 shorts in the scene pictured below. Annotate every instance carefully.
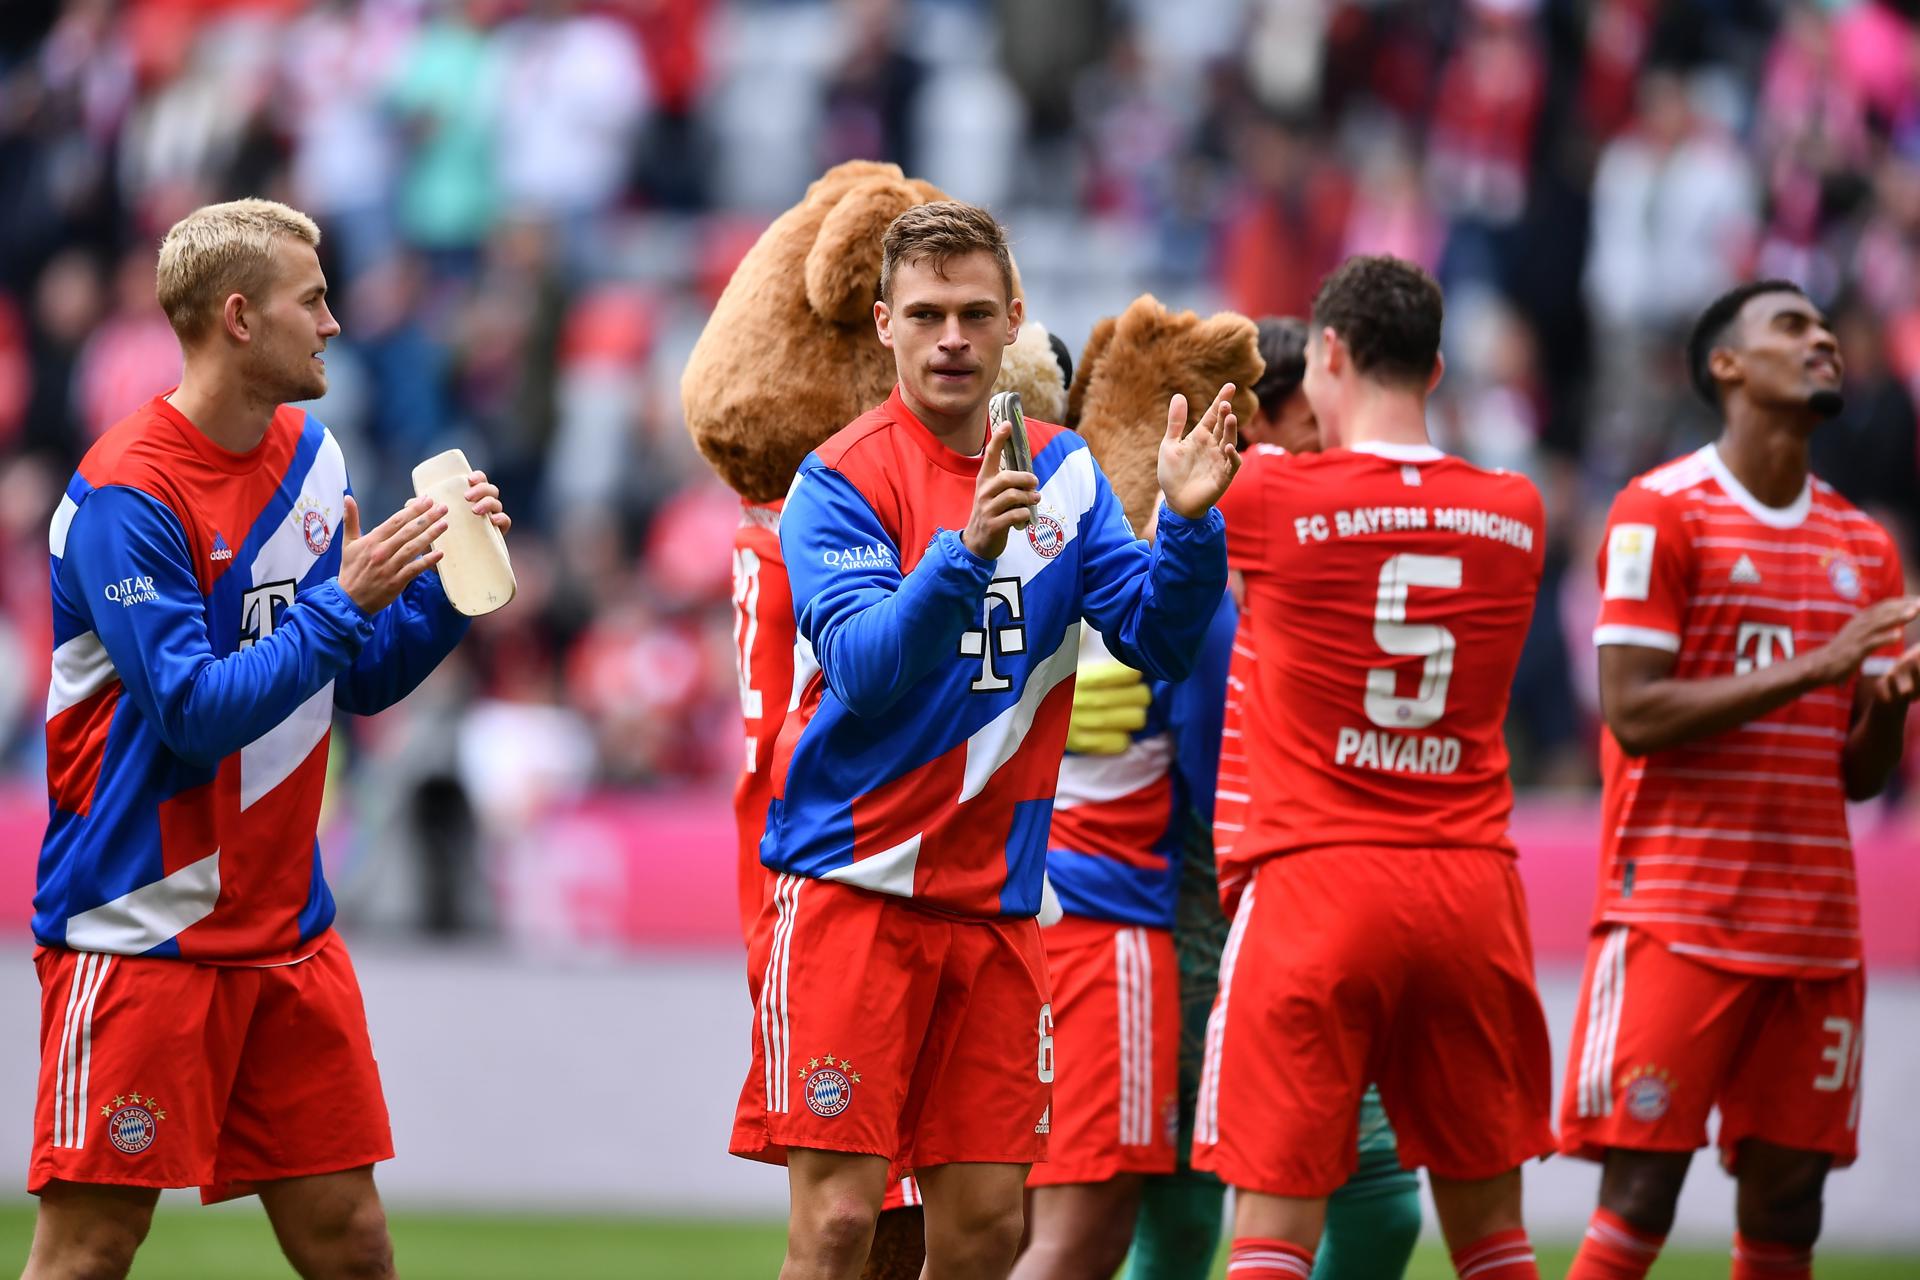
[1561,281,1919,1280]
[1191,256,1555,1280]
[26,200,510,1280]
[728,202,1238,1280]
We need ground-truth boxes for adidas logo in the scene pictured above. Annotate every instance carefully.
[209,534,233,563]
[1034,1105,1050,1135]
[1730,554,1762,586]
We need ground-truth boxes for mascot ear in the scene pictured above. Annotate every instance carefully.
[1067,313,1119,430]
[806,178,929,328]
[1192,312,1265,426]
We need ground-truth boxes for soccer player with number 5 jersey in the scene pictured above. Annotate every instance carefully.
[1192,256,1555,1280]
[1561,282,1919,1280]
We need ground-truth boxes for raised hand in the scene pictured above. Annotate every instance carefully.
[1158,381,1242,520]
[338,494,448,615]
[963,421,1041,561]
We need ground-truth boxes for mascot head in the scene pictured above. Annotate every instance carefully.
[682,161,1067,503]
[1068,297,1264,535]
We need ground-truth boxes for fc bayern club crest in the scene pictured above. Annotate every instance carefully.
[1027,511,1066,559]
[101,1091,166,1156]
[302,507,332,556]
[1827,555,1862,601]
[1618,1066,1673,1122]
[797,1053,860,1118]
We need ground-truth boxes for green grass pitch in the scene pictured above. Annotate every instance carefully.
[0,1205,1912,1278]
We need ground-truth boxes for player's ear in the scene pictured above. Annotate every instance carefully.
[874,299,894,349]
[223,293,251,344]
[1427,353,1445,395]
[1708,344,1741,394]
[1320,327,1343,377]
[1006,294,1023,345]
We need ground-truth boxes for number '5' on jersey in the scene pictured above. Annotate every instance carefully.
[1216,442,1546,886]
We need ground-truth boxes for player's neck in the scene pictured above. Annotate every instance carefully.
[1716,411,1812,508]
[1334,389,1432,452]
[167,364,278,454]
[902,385,990,456]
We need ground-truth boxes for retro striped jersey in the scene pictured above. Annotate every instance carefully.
[36,395,470,963]
[1592,444,1905,977]
[1210,444,1290,913]
[730,499,792,942]
[1214,442,1545,888]
[1046,596,1236,930]
[762,386,1228,919]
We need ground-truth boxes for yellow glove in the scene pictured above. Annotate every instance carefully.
[1066,660,1152,755]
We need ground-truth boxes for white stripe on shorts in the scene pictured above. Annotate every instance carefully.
[54,953,113,1149]
[1196,884,1256,1146]
[1578,926,1628,1118]
[761,876,802,1114]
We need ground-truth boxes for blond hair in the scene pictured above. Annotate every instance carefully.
[156,198,322,342]
[880,202,1013,304]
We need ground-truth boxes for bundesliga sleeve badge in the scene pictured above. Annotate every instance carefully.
[798,1054,860,1118]
[1605,524,1656,601]
[102,1091,167,1155]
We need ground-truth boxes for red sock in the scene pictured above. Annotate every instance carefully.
[1731,1234,1813,1279]
[1227,1236,1314,1278]
[1451,1227,1539,1279]
[1566,1209,1665,1278]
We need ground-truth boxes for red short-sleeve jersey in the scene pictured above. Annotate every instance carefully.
[1592,445,1905,977]
[1215,442,1545,890]
[730,501,793,943]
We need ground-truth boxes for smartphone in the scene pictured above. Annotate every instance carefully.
[990,391,1031,474]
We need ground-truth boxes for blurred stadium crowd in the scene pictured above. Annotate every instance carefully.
[0,0,1915,827]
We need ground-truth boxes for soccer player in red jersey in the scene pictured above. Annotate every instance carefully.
[1202,316,1423,1280]
[728,204,1240,1280]
[731,500,794,944]
[1561,281,1919,1280]
[26,200,510,1279]
[1191,256,1555,1280]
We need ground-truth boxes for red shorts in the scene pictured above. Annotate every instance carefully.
[731,874,1051,1178]
[1560,925,1864,1168]
[1191,846,1555,1196]
[30,932,391,1202]
[1027,917,1177,1188]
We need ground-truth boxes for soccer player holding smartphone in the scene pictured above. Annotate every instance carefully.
[1561,282,1918,1280]
[27,200,509,1279]
[1193,256,1555,1280]
[729,202,1238,1280]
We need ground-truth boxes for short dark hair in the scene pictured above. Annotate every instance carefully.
[880,202,1014,304]
[1310,255,1443,389]
[1686,279,1807,407]
[1252,316,1309,407]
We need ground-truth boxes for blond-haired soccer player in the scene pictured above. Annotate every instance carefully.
[26,199,510,1280]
